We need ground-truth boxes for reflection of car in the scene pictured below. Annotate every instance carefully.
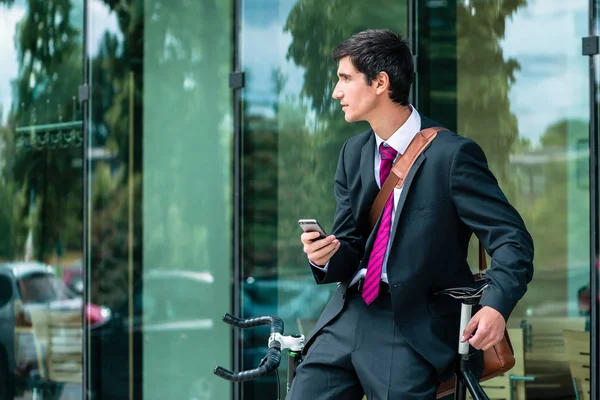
[242,276,333,321]
[89,269,218,400]
[62,261,83,296]
[0,261,109,399]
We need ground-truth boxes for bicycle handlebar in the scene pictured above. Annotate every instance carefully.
[222,313,285,335]
[213,313,285,382]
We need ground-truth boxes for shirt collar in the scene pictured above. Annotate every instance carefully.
[374,105,422,155]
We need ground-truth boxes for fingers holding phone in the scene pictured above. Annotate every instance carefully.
[305,235,340,266]
[298,219,340,266]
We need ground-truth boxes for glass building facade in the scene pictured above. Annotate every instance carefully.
[0,0,597,399]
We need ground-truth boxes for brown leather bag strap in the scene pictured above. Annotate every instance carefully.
[368,127,445,232]
[479,241,488,272]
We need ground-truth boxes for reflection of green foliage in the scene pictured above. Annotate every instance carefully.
[90,2,233,398]
[94,0,232,275]
[517,119,588,270]
[276,0,526,272]
[285,0,407,115]
[0,0,83,261]
[0,179,28,260]
[411,0,526,271]
[252,0,406,273]
[456,0,526,183]
[509,119,588,318]
[89,163,142,308]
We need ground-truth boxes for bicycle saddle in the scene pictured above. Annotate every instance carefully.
[436,279,489,301]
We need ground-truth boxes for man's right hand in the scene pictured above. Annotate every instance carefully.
[301,232,340,267]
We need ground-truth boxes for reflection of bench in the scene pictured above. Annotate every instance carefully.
[468,328,534,400]
[29,309,82,383]
[508,317,586,398]
[47,321,82,382]
[562,330,590,400]
[515,317,586,362]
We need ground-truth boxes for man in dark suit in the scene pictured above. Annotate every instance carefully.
[286,29,534,400]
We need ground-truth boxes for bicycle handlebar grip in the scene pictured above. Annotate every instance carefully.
[221,313,284,334]
[213,347,282,382]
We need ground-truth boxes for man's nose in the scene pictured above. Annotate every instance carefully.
[332,87,342,99]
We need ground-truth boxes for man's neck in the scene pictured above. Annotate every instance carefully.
[369,104,412,140]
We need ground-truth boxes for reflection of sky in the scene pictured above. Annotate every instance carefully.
[88,0,122,57]
[243,0,590,142]
[502,0,588,147]
[0,0,120,126]
[242,0,305,119]
[2,0,590,139]
[0,2,26,125]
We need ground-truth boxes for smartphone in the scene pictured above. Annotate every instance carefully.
[298,218,328,239]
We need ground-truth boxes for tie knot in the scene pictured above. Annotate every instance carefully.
[380,143,397,161]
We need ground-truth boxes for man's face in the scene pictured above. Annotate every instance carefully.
[332,57,378,123]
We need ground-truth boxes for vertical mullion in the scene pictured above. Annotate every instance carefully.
[588,1,599,399]
[232,0,243,398]
[408,0,417,106]
[81,0,89,398]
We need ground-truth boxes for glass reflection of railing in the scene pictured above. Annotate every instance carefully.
[15,121,83,151]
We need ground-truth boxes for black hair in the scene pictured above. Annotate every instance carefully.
[332,29,414,105]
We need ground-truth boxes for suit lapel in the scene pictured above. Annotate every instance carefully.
[387,116,441,245]
[388,152,427,245]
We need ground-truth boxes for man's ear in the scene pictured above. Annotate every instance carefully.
[375,71,390,95]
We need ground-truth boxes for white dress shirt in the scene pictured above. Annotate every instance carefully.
[313,106,422,286]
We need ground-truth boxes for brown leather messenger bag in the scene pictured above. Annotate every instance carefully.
[367,127,515,397]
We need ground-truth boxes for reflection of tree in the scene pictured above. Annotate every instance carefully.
[268,0,407,271]
[510,118,588,317]
[0,179,28,260]
[87,0,232,299]
[0,0,83,261]
[285,0,408,115]
[84,21,235,400]
[89,164,142,309]
[88,2,233,399]
[278,0,527,272]
[456,0,526,184]
[519,121,574,269]
[0,110,23,259]
[415,0,526,186]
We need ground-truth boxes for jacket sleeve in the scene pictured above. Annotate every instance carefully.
[449,138,534,321]
[310,139,365,284]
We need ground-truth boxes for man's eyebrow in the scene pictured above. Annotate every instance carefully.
[338,73,351,79]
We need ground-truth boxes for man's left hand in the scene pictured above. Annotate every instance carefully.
[460,306,505,351]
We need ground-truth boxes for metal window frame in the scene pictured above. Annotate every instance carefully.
[586,1,599,398]
[81,0,89,398]
[232,0,243,398]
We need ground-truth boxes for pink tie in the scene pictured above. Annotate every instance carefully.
[362,143,398,305]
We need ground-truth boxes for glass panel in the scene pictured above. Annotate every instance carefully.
[417,0,590,398]
[239,0,407,398]
[0,0,85,399]
[86,0,233,399]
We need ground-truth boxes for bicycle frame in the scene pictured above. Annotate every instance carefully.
[286,350,302,393]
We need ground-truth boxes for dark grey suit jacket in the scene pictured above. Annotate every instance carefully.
[305,115,534,378]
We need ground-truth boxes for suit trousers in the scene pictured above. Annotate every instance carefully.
[286,290,439,400]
